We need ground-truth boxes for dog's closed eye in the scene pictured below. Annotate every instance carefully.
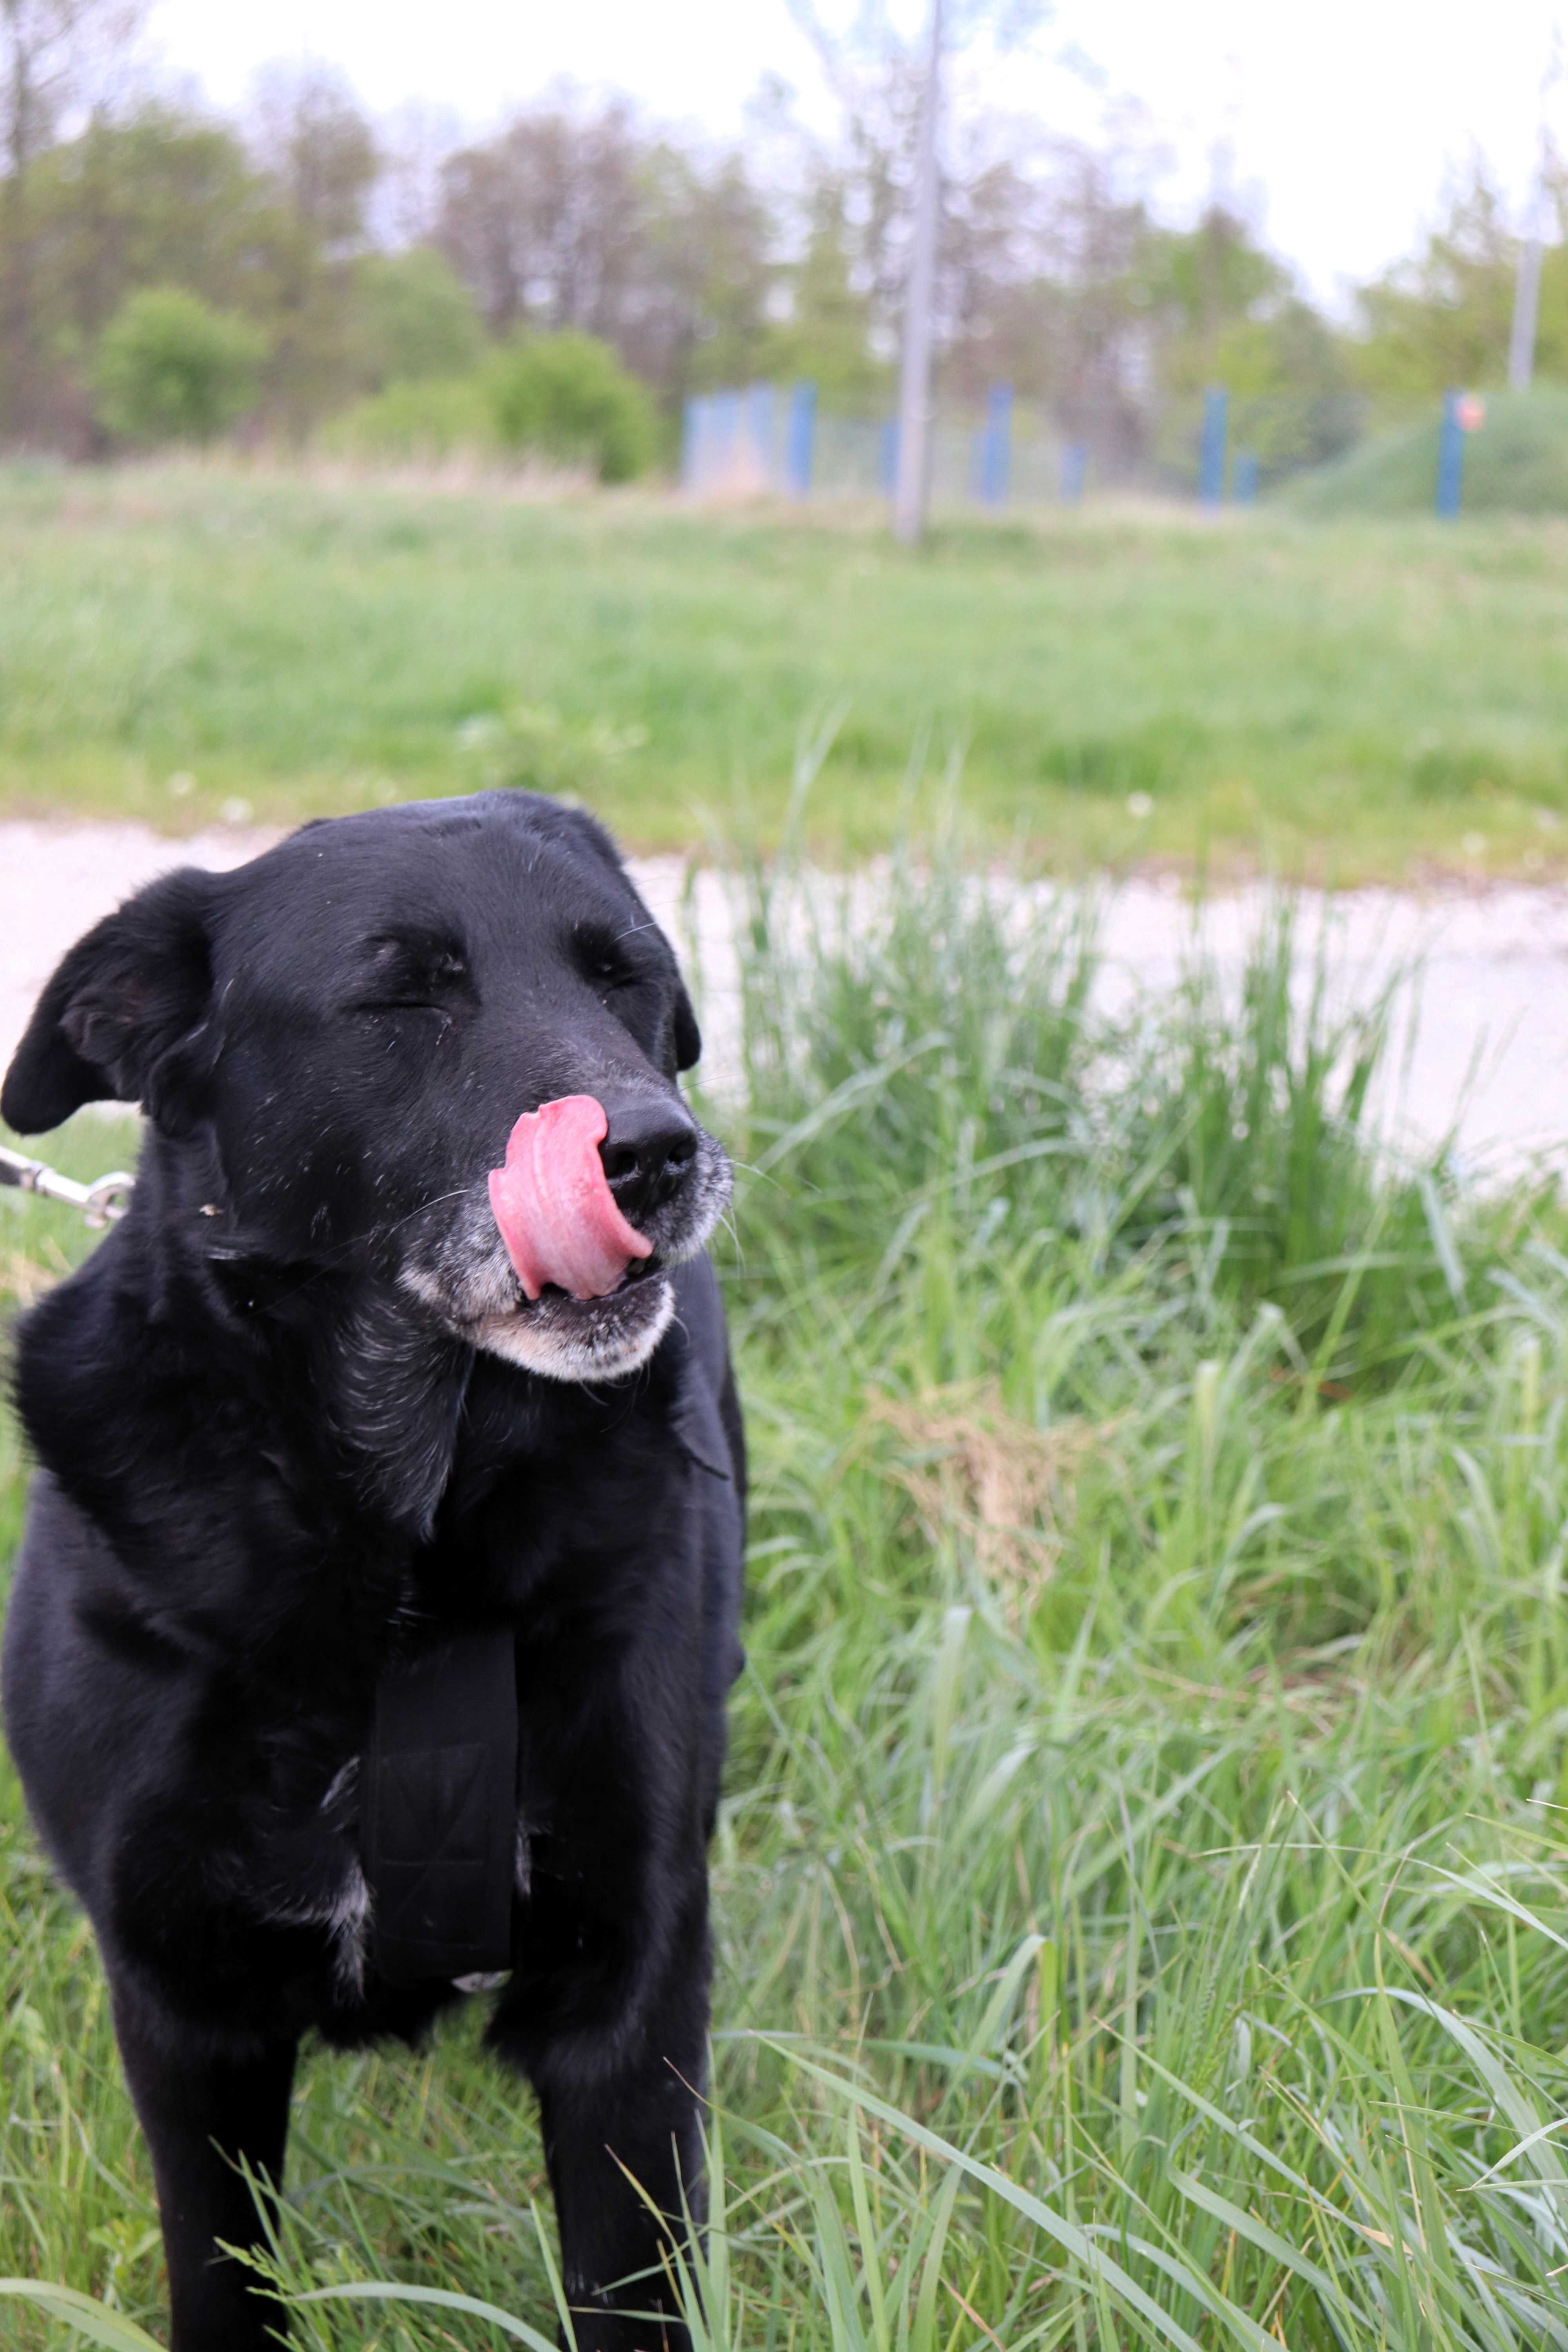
[573,924,648,995]
[350,933,475,1016]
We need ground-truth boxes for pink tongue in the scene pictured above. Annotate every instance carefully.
[487,1094,653,1303]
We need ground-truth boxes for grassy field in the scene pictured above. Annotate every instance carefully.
[6,856,1568,2349]
[4,459,1568,879]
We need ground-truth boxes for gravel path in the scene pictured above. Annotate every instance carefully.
[4,818,1568,1180]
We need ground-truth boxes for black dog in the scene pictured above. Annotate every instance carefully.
[0,792,744,2351]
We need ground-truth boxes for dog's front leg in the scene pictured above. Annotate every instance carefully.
[525,1892,711,2352]
[110,1985,298,2352]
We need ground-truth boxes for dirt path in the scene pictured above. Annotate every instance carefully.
[4,818,1568,1180]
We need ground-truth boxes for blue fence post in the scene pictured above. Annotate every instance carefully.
[1436,389,1465,519]
[1233,449,1258,505]
[745,382,775,486]
[981,382,1012,505]
[1198,385,1228,505]
[784,380,815,497]
[680,396,702,490]
[879,418,899,494]
[706,388,738,490]
[1059,441,1087,503]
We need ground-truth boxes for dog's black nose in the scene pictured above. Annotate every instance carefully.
[598,1097,699,1226]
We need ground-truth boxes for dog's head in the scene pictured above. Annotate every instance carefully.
[3,793,730,1383]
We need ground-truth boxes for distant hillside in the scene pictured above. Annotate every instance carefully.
[1283,387,1568,517]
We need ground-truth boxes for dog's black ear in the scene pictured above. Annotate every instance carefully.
[672,981,702,1074]
[2,869,218,1134]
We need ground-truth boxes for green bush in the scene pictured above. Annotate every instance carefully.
[486,330,656,483]
[93,286,267,446]
[318,375,495,467]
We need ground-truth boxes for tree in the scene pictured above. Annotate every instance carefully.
[244,60,380,436]
[29,102,271,339]
[434,98,777,416]
[0,0,145,436]
[1140,202,1290,389]
[346,247,485,390]
[436,101,645,340]
[637,146,775,400]
[940,134,1158,474]
[788,0,1050,539]
[757,179,887,405]
[93,283,265,442]
[1352,159,1568,394]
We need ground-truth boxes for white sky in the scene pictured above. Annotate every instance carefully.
[144,0,1568,307]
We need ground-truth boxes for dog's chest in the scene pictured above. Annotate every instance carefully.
[266,1353,731,2000]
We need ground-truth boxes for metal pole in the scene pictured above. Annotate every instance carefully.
[893,0,943,546]
[1510,236,1543,391]
[1509,180,1546,392]
[1510,25,1562,394]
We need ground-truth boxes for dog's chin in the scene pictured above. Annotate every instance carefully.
[403,1136,730,1385]
[459,1269,676,1383]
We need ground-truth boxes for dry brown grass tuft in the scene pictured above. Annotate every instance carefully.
[869,1381,1106,1623]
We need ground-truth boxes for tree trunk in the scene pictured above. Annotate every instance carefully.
[892,0,942,547]
[3,3,36,441]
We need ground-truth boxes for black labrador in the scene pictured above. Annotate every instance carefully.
[0,791,744,2351]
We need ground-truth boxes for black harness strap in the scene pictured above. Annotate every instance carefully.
[361,1629,519,1985]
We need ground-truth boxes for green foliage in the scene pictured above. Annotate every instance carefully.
[1209,296,1351,400]
[486,333,656,482]
[755,183,891,408]
[245,66,382,441]
[655,150,779,402]
[1142,204,1296,395]
[25,104,275,347]
[9,873,1568,2348]
[1286,385,1568,518]
[1361,180,1497,388]
[434,104,782,417]
[345,249,486,391]
[1351,161,1568,397]
[319,375,495,467]
[6,82,387,446]
[92,287,267,446]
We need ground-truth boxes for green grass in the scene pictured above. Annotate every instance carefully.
[5,457,1568,879]
[7,849,1568,2348]
[1287,388,1568,523]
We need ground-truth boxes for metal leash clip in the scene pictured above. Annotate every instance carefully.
[0,1146,136,1229]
